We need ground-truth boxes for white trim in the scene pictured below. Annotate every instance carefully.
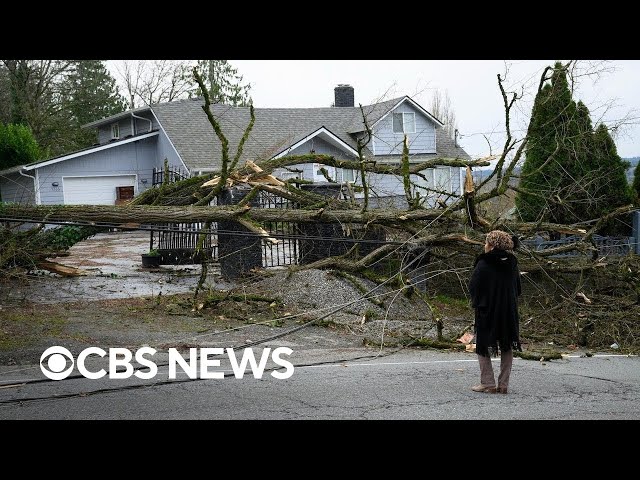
[23,132,159,172]
[111,123,120,140]
[17,169,39,205]
[150,109,191,174]
[34,169,41,205]
[82,107,151,129]
[195,168,217,176]
[62,174,138,205]
[372,96,445,130]
[272,127,359,159]
[434,123,437,152]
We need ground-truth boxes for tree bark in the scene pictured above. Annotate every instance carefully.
[0,204,454,226]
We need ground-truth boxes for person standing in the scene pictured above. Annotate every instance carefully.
[469,230,522,394]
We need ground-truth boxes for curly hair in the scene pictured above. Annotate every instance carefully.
[486,230,518,251]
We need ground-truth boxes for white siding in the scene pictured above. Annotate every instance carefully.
[372,102,436,155]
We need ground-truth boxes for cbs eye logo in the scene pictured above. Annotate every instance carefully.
[40,346,75,380]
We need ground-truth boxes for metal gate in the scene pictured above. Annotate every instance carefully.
[257,190,299,267]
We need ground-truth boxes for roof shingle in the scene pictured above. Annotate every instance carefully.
[151,96,471,172]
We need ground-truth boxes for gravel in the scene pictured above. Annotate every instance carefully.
[246,268,466,341]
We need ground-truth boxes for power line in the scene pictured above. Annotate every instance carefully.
[0,217,406,245]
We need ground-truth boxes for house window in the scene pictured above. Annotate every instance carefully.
[392,112,416,134]
[341,169,356,183]
[111,123,120,140]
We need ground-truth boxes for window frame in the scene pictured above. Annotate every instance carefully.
[111,123,120,140]
[341,168,356,183]
[392,112,416,134]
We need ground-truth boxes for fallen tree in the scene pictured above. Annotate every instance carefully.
[1,62,639,350]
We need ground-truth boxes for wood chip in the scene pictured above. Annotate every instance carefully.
[201,176,221,187]
[37,261,87,277]
[246,160,264,173]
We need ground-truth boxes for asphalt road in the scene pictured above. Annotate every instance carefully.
[0,348,638,419]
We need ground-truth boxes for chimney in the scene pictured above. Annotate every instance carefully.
[334,84,354,107]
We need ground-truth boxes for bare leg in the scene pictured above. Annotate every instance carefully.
[497,349,513,392]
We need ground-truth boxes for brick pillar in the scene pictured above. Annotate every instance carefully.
[404,247,431,292]
[298,183,348,264]
[217,186,263,278]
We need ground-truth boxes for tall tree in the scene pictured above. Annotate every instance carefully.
[516,62,632,232]
[111,60,252,108]
[633,161,640,202]
[588,124,633,217]
[63,60,127,148]
[0,63,11,125]
[517,62,578,224]
[1,60,72,157]
[114,60,193,108]
[3,60,70,147]
[190,60,251,106]
[429,89,457,140]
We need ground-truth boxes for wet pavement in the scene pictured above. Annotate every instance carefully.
[0,231,234,305]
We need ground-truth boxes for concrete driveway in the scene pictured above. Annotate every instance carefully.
[0,231,232,305]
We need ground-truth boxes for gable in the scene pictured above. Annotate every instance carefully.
[372,101,437,155]
[273,127,358,159]
[371,97,444,130]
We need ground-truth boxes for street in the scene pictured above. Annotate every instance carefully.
[1,349,638,419]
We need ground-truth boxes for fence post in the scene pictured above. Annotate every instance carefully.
[298,183,349,264]
[217,186,263,278]
[633,210,640,255]
[405,247,430,292]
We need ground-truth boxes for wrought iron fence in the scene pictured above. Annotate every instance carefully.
[257,190,299,267]
[152,165,190,186]
[522,234,634,257]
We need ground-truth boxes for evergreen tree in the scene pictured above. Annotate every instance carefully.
[589,124,633,213]
[63,60,127,149]
[633,161,640,202]
[516,62,580,224]
[0,64,11,125]
[189,60,251,106]
[516,62,632,231]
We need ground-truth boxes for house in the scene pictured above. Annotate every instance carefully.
[0,85,471,208]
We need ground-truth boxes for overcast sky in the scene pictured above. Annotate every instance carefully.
[227,60,640,159]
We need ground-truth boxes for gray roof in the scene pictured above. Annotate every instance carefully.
[151,96,471,172]
[82,106,151,128]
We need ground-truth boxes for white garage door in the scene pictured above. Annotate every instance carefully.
[63,175,137,205]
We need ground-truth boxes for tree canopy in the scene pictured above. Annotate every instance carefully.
[190,60,252,106]
[633,161,640,202]
[0,60,125,157]
[516,62,632,231]
[0,122,41,170]
[62,60,127,149]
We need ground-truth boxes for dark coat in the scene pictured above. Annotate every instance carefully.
[469,249,522,357]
